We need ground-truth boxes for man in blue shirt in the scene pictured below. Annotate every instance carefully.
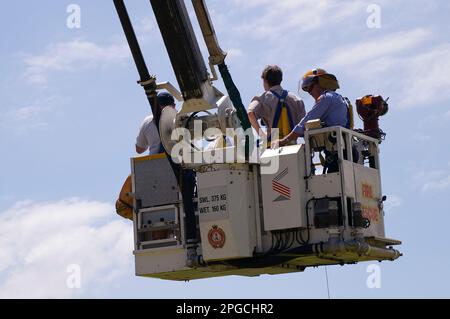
[274,69,351,173]
[275,69,349,145]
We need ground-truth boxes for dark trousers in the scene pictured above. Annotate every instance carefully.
[181,169,197,242]
[167,158,198,243]
[324,146,360,174]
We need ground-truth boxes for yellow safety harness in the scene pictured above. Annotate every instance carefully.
[269,90,294,142]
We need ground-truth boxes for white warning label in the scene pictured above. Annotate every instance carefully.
[198,186,228,215]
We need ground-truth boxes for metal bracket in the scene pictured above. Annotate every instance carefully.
[156,81,184,102]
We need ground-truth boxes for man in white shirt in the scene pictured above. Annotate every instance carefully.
[248,65,306,142]
[134,92,199,266]
[117,93,176,221]
[135,92,176,155]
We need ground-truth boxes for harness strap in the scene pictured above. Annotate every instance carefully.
[343,97,354,130]
[270,90,294,141]
[158,143,165,154]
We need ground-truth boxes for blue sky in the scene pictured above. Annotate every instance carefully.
[1,0,450,298]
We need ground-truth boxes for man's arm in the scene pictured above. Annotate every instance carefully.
[273,96,330,148]
[274,131,300,148]
[136,119,150,154]
[292,95,331,137]
[248,98,268,138]
[248,111,263,134]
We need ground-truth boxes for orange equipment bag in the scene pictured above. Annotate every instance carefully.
[115,175,134,221]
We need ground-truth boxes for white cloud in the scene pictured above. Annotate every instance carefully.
[10,105,51,122]
[384,195,403,212]
[410,133,431,142]
[0,198,133,298]
[227,48,243,61]
[413,170,450,192]
[137,17,155,34]
[133,17,160,46]
[397,44,450,108]
[23,39,130,85]
[324,28,430,68]
[232,0,272,9]
[323,27,450,109]
[0,95,68,132]
[233,0,367,40]
[422,174,450,192]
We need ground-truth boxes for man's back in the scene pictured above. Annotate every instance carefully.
[293,90,349,137]
[316,90,349,128]
[136,115,162,155]
[249,85,306,131]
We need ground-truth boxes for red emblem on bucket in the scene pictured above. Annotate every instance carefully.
[208,225,226,249]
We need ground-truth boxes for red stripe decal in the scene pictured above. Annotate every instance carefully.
[272,181,290,192]
[272,184,291,198]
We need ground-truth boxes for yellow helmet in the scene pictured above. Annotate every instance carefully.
[300,68,340,92]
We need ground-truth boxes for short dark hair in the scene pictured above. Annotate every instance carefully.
[261,65,283,87]
[157,92,175,107]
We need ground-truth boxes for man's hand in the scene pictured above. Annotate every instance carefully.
[271,139,284,149]
[258,129,268,142]
[271,131,301,149]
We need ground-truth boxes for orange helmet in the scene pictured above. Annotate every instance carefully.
[300,68,340,92]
